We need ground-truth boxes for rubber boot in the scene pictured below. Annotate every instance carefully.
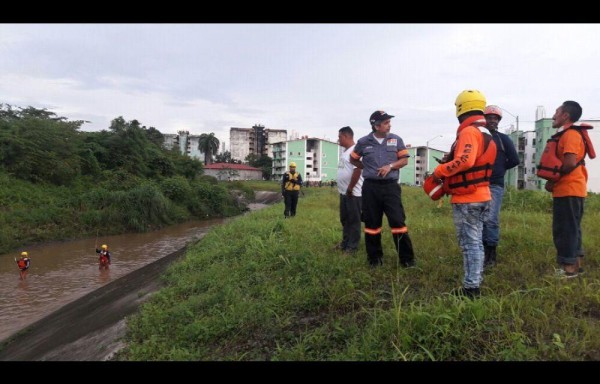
[484,245,496,269]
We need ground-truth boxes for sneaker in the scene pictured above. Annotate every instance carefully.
[343,248,358,255]
[333,243,344,251]
[555,268,579,279]
[401,260,416,268]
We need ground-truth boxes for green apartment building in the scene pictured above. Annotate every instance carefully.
[271,138,339,182]
[399,146,447,186]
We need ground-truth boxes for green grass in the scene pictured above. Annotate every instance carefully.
[0,171,249,254]
[121,186,600,361]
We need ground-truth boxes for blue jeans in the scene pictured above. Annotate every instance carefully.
[452,201,490,289]
[482,184,504,247]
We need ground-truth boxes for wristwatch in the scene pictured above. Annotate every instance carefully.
[389,163,394,170]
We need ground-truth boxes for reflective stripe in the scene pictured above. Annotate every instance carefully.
[397,149,409,158]
[364,227,382,235]
[350,151,361,160]
[428,183,443,198]
[391,227,408,234]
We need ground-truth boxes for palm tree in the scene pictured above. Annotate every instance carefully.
[198,133,220,165]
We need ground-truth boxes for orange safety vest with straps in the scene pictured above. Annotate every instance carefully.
[444,131,497,195]
[537,124,596,182]
[284,172,301,191]
[17,258,28,270]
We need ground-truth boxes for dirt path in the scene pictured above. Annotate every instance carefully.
[0,247,187,361]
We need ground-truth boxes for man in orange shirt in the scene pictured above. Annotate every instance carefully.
[432,90,496,298]
[544,101,588,278]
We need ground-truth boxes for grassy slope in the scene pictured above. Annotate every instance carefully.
[122,186,600,360]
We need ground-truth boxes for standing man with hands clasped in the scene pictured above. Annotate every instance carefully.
[350,110,416,268]
[281,161,303,218]
[336,126,363,254]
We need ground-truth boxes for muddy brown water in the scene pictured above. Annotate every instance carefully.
[0,218,227,342]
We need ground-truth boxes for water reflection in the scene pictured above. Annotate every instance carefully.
[0,218,225,341]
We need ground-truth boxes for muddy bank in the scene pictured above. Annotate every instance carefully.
[0,246,187,361]
[0,191,281,361]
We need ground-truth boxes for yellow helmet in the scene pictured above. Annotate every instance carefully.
[289,162,297,168]
[101,244,108,250]
[455,89,486,117]
[21,251,28,257]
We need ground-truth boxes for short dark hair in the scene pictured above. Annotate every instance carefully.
[338,126,354,137]
[561,101,582,122]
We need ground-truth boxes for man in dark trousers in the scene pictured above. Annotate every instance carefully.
[350,110,415,268]
[281,161,303,218]
[544,101,592,278]
[336,126,363,254]
[482,105,520,269]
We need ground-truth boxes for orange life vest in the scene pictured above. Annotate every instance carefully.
[444,131,497,195]
[537,124,596,182]
[17,258,27,269]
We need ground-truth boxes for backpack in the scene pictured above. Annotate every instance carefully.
[536,124,596,181]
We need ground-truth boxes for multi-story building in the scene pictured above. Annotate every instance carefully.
[162,130,205,160]
[230,124,287,162]
[399,145,446,186]
[272,138,339,182]
[506,128,538,190]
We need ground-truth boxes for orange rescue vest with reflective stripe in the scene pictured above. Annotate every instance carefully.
[444,131,497,195]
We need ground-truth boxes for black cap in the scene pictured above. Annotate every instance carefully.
[369,110,395,125]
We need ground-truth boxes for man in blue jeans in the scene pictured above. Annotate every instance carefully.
[482,105,520,269]
[432,90,496,298]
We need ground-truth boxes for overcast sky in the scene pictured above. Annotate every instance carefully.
[1,24,599,151]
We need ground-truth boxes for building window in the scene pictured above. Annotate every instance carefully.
[298,152,301,156]
[289,151,293,155]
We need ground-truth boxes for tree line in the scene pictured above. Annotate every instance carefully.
[0,104,253,253]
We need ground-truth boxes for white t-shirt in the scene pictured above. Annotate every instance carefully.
[337,144,364,196]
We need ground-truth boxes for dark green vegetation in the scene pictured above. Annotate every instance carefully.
[122,186,600,360]
[0,104,248,254]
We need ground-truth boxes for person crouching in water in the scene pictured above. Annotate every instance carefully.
[96,244,111,270]
[16,251,31,280]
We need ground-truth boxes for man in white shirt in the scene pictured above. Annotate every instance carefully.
[336,126,364,254]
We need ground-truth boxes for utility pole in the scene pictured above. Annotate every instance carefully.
[426,135,443,174]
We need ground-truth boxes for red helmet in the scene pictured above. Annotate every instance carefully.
[484,105,503,119]
[423,175,446,201]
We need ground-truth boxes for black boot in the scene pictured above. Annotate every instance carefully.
[484,245,496,269]
[393,233,415,268]
[452,286,481,299]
